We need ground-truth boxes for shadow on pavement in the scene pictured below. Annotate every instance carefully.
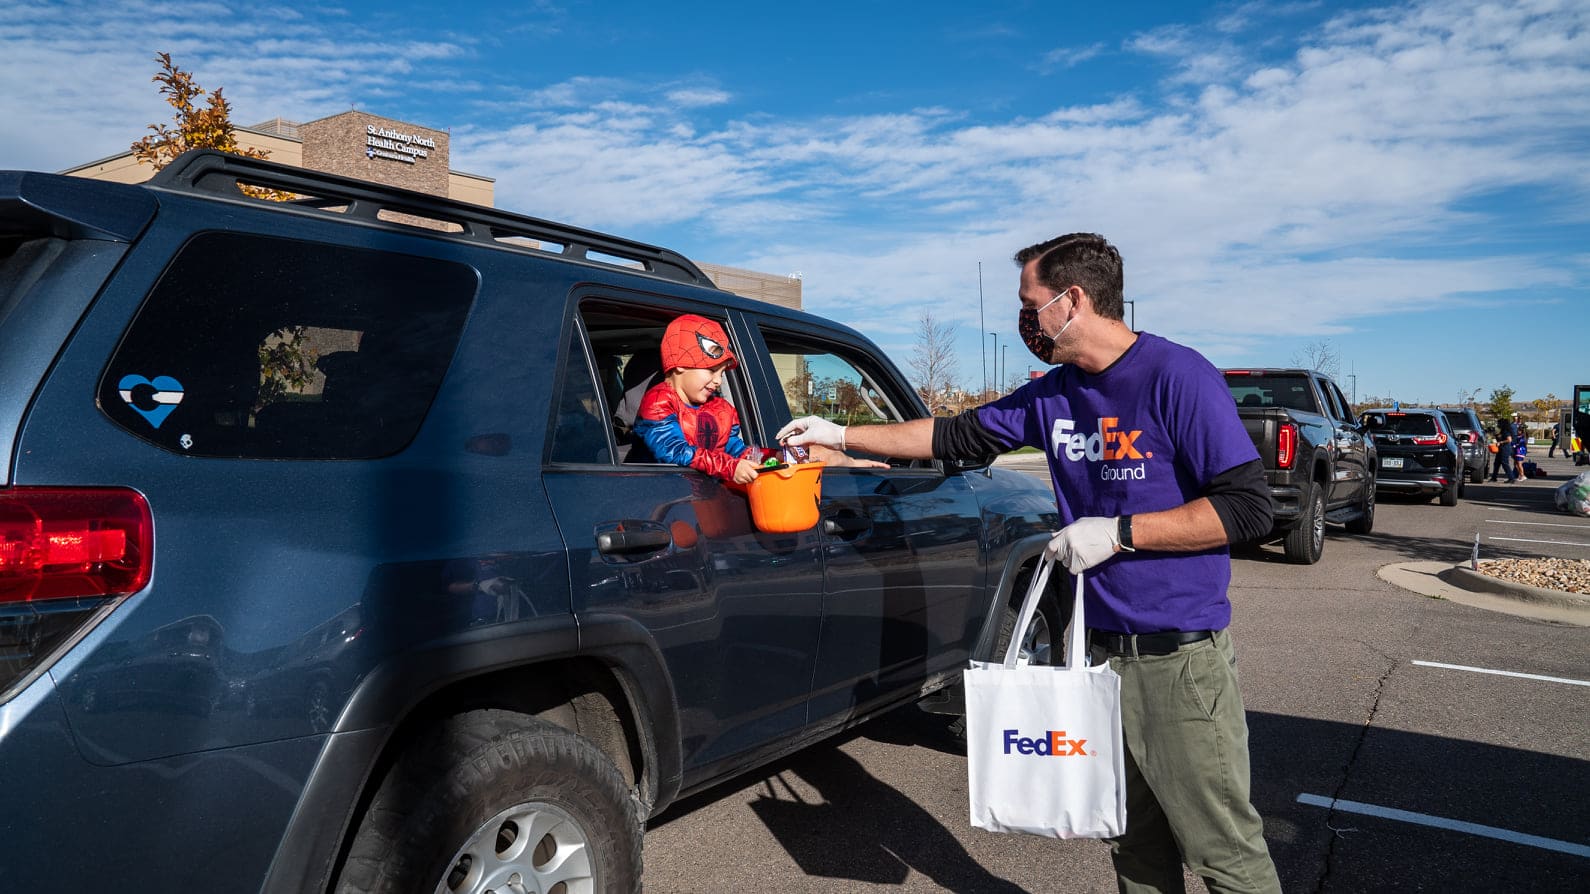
[1247,710,1587,893]
[651,709,1026,892]
[744,744,1026,892]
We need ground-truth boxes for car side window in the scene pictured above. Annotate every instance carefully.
[758,327,918,463]
[99,232,477,459]
[576,302,750,465]
[1324,382,1351,423]
[549,323,612,465]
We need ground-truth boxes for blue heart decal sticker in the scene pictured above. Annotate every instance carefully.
[118,374,185,429]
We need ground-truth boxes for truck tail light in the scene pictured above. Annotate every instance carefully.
[0,488,152,701]
[1276,423,1298,469]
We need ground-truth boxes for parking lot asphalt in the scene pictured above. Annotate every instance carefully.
[642,450,1589,893]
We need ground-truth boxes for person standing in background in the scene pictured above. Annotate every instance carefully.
[1513,423,1529,480]
[1491,414,1516,482]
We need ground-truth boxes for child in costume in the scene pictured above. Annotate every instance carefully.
[635,314,773,485]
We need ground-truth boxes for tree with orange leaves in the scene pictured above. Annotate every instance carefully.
[131,52,270,170]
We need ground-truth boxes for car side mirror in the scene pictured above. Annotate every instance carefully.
[946,454,996,473]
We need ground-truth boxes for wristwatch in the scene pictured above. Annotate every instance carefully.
[1118,515,1135,552]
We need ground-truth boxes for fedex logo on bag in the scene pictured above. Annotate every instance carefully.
[1003,728,1090,756]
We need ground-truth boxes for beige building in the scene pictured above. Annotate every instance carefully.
[64,109,800,310]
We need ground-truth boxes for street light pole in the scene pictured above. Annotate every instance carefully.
[987,332,999,398]
[1123,299,1135,330]
[1001,345,1008,393]
[978,262,986,399]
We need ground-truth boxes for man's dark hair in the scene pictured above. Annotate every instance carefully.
[1013,233,1125,321]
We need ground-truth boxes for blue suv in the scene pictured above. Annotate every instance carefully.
[0,151,1061,893]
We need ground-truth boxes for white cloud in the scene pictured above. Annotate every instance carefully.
[0,1,479,170]
[665,87,731,108]
[1039,42,1105,72]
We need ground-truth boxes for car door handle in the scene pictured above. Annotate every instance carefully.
[822,515,871,536]
[596,527,673,555]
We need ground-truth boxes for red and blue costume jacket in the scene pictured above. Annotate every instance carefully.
[635,382,766,481]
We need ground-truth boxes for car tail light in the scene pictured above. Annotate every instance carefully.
[1,488,152,603]
[1411,433,1448,446]
[0,488,151,700]
[1276,423,1298,469]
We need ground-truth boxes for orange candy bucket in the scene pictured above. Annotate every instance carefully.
[746,462,825,533]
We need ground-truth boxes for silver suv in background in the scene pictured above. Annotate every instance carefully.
[1439,406,1491,483]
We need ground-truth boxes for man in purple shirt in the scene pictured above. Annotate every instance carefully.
[779,233,1280,894]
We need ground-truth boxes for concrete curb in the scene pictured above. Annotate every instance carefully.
[1447,562,1590,611]
[1377,561,1590,626]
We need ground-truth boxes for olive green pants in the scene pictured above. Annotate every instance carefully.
[1090,629,1281,894]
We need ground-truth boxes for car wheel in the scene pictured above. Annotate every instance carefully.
[1283,482,1325,564]
[335,710,641,894]
[1345,478,1375,535]
[1440,477,1460,506]
[996,565,1065,666]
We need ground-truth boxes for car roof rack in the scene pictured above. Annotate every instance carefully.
[148,149,717,287]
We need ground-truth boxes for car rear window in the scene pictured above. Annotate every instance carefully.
[99,232,478,459]
[1441,411,1474,431]
[1361,412,1439,435]
[1225,375,1317,412]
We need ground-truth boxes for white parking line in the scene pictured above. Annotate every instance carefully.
[1486,536,1590,547]
[1296,794,1590,857]
[1486,519,1590,529]
[1412,660,1590,687]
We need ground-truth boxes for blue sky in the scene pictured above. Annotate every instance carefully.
[4,0,1587,407]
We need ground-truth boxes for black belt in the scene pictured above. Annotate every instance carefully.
[1089,629,1213,657]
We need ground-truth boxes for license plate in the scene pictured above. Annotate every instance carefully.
[1382,457,1404,469]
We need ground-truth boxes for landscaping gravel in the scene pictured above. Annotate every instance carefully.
[1478,557,1590,595]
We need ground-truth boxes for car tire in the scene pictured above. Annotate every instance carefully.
[995,564,1066,666]
[1344,478,1375,535]
[335,710,641,894]
[1283,482,1325,564]
[1440,477,1460,506]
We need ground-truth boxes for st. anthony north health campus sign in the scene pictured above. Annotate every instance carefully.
[365,124,438,165]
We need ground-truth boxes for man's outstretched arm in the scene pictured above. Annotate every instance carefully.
[777,416,938,460]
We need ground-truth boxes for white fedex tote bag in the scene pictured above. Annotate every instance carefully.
[965,557,1127,838]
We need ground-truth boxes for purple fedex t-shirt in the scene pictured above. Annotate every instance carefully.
[976,333,1259,634]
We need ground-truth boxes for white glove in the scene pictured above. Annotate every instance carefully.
[776,415,847,449]
[1046,516,1122,573]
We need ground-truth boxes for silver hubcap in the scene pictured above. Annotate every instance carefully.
[1311,495,1325,547]
[437,802,594,894]
[1021,612,1052,665]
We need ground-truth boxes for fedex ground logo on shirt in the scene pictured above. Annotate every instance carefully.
[1051,416,1150,480]
[1002,728,1091,756]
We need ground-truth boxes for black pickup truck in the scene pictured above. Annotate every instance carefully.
[1223,368,1376,563]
